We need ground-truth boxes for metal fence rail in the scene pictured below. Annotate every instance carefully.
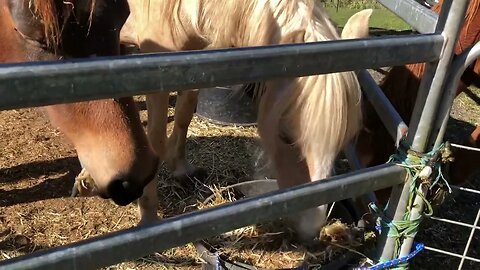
[358,69,408,142]
[378,0,439,33]
[0,165,405,270]
[375,1,479,269]
[0,34,443,110]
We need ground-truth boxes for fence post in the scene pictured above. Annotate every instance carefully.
[376,0,470,264]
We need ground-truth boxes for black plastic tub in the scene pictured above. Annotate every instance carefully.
[196,84,258,126]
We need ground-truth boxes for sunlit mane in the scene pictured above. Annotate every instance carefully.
[151,0,362,173]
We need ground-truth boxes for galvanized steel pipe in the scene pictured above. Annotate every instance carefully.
[0,164,405,270]
[0,35,443,110]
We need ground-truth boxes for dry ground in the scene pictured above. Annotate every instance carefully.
[0,75,479,269]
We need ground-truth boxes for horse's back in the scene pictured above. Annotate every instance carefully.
[434,0,480,78]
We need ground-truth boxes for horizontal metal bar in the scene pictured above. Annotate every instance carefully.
[451,185,480,195]
[423,246,480,263]
[429,215,480,230]
[0,34,444,110]
[0,164,405,270]
[450,143,480,152]
[378,0,439,34]
[343,143,379,204]
[358,69,409,144]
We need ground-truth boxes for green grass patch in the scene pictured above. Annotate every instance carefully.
[325,7,412,31]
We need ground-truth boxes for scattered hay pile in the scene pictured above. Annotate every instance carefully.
[196,185,376,269]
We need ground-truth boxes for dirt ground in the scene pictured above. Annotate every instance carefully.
[0,71,479,269]
[0,95,264,270]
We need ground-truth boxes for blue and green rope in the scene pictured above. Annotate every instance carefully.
[366,140,453,269]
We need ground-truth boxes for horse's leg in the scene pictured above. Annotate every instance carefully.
[137,179,159,224]
[146,92,169,159]
[125,92,170,225]
[166,90,207,181]
[257,84,327,242]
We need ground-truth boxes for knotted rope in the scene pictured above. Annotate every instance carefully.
[367,140,454,269]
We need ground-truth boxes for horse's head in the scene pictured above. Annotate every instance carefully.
[3,0,159,206]
[60,0,130,57]
[44,98,158,206]
[7,0,130,57]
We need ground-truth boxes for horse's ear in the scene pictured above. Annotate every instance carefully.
[341,9,373,40]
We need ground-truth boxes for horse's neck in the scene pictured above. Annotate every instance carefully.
[169,0,269,49]
[194,0,339,48]
[124,0,196,51]
[128,0,244,50]
[198,0,278,47]
[128,0,340,51]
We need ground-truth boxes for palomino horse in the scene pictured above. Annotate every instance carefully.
[356,0,480,205]
[1,0,159,223]
[121,0,372,240]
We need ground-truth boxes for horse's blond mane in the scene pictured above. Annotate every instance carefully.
[158,0,342,48]
[154,0,362,173]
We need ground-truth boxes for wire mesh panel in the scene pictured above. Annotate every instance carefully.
[413,184,480,269]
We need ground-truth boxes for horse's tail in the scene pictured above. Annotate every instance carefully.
[287,8,372,179]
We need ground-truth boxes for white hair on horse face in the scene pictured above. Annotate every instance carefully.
[251,144,276,180]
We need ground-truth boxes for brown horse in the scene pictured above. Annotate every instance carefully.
[356,0,480,205]
[121,0,372,241]
[1,0,159,223]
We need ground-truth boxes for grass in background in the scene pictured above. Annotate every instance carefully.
[325,7,412,30]
[320,0,385,9]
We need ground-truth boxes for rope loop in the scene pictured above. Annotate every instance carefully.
[365,140,454,269]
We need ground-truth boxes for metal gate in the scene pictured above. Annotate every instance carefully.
[0,0,477,269]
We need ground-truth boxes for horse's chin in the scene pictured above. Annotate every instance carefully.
[90,185,140,206]
[106,187,144,206]
[98,192,110,200]
[110,193,141,206]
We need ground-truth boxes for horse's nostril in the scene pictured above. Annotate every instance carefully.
[122,180,131,191]
[108,179,123,193]
[107,179,142,206]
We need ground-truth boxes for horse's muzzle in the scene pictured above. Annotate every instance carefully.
[107,180,144,206]
[105,162,159,206]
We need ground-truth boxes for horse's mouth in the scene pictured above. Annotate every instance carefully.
[73,162,159,206]
[109,189,144,206]
[71,169,99,197]
[108,165,159,206]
